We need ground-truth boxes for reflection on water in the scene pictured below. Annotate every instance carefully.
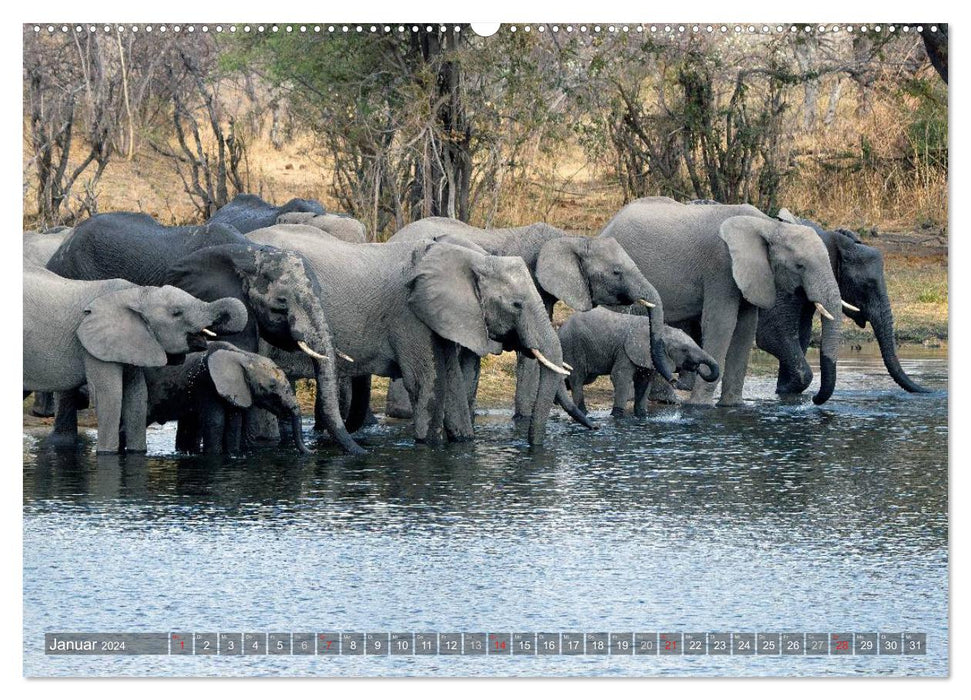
[23,351,948,677]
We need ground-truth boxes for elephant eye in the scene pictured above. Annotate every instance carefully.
[512,300,524,310]
[612,268,622,276]
[171,309,183,317]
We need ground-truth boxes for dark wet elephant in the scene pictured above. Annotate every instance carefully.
[757,209,931,396]
[207,194,326,234]
[45,212,363,454]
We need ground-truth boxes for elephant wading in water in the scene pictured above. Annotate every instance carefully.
[46,212,364,455]
[207,193,326,233]
[23,264,248,453]
[558,308,720,417]
[757,209,932,397]
[387,217,675,423]
[600,197,846,406]
[247,226,571,446]
[146,341,310,455]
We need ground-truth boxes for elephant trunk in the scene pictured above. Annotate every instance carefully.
[812,296,841,405]
[697,357,720,383]
[290,302,365,455]
[555,380,596,429]
[647,304,676,383]
[204,297,249,335]
[518,301,568,445]
[291,413,311,454]
[870,303,932,393]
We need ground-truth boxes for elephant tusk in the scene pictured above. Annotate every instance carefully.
[531,348,571,376]
[636,299,656,309]
[297,340,328,361]
[814,302,835,321]
[337,350,355,363]
[201,328,217,337]
[841,299,861,312]
[562,362,574,371]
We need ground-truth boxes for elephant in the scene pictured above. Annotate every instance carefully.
[387,217,675,423]
[45,212,364,455]
[207,193,326,233]
[600,197,845,406]
[145,341,310,455]
[246,225,571,445]
[557,308,720,418]
[756,208,931,396]
[23,263,248,454]
[275,212,368,243]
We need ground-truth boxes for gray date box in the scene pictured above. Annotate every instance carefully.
[855,633,878,655]
[292,633,315,655]
[243,633,266,655]
[218,633,242,655]
[341,632,364,655]
[513,633,536,655]
[170,633,192,655]
[782,633,804,655]
[610,633,634,655]
[415,633,437,655]
[561,632,584,655]
[439,633,463,655]
[708,633,731,655]
[390,633,413,655]
[194,633,217,655]
[586,633,609,655]
[635,633,658,655]
[880,633,902,655]
[488,633,511,655]
[537,633,560,655]
[758,633,780,655]
[366,632,389,655]
[659,632,682,655]
[463,633,486,655]
[268,633,290,655]
[806,633,828,655]
[831,633,853,655]
[903,633,926,655]
[684,633,705,655]
[734,633,756,655]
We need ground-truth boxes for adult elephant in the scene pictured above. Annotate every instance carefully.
[600,197,845,406]
[45,212,363,455]
[275,212,368,243]
[24,264,248,453]
[758,209,931,396]
[388,217,674,422]
[247,226,570,446]
[207,193,325,234]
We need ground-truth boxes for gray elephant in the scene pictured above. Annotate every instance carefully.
[757,209,931,397]
[24,264,248,453]
[145,341,309,455]
[247,225,570,445]
[600,197,845,406]
[207,193,326,233]
[275,213,368,243]
[387,217,674,422]
[558,308,720,417]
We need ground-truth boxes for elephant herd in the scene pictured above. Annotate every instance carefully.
[23,193,930,456]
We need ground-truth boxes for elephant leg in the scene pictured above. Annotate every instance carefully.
[175,414,202,454]
[83,356,124,454]
[570,375,586,414]
[120,367,148,453]
[513,353,539,421]
[610,358,636,418]
[344,375,373,434]
[691,300,740,405]
[31,391,56,418]
[757,304,813,395]
[718,302,759,406]
[459,349,481,421]
[401,347,446,445]
[633,368,656,416]
[385,379,414,419]
[200,403,226,455]
[225,408,245,454]
[442,345,474,442]
[337,377,352,422]
[43,390,82,449]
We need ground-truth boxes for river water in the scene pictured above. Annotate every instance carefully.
[23,348,948,677]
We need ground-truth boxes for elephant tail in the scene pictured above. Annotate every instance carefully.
[555,380,597,430]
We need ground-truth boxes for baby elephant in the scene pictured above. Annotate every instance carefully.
[558,307,719,417]
[145,342,310,454]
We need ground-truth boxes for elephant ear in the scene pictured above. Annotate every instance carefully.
[535,237,593,311]
[719,216,777,309]
[77,286,168,367]
[622,320,654,369]
[407,244,501,357]
[207,349,253,408]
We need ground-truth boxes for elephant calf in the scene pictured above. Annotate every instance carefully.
[145,342,309,455]
[558,308,719,417]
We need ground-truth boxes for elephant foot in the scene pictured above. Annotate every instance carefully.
[716,396,744,407]
[41,431,79,450]
[610,407,626,418]
[633,408,647,418]
[446,433,475,443]
[362,409,379,427]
